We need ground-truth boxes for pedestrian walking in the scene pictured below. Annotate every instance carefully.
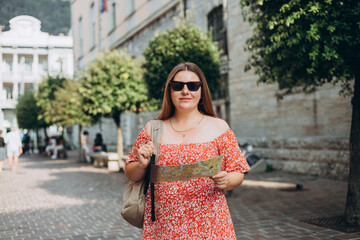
[21,132,30,155]
[125,62,250,239]
[5,126,22,172]
[81,130,90,162]
[0,130,6,171]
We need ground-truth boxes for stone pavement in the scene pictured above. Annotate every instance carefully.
[0,151,359,240]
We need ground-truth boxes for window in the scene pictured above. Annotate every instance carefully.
[4,83,13,99]
[78,17,84,57]
[126,0,135,15]
[39,59,48,72]
[4,60,12,72]
[24,60,32,72]
[90,3,96,47]
[207,5,228,55]
[109,0,116,31]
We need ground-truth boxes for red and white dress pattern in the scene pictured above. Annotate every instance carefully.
[126,127,250,240]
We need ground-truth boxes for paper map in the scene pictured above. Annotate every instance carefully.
[150,155,223,182]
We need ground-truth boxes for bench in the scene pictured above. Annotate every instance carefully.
[88,152,126,171]
[57,148,67,159]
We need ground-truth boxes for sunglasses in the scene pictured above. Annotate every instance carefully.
[170,81,202,91]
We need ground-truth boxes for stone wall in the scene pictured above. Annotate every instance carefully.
[238,136,350,180]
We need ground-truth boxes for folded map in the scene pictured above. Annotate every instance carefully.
[150,155,223,182]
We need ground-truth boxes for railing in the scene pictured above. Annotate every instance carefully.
[0,98,17,109]
[2,71,43,82]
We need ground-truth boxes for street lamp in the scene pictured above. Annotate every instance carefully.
[56,58,63,76]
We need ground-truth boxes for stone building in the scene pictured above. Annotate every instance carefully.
[71,0,351,179]
[0,15,74,132]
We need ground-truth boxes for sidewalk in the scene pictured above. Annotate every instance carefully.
[0,151,359,239]
[231,170,359,239]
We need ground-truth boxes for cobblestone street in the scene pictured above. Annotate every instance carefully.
[0,151,359,240]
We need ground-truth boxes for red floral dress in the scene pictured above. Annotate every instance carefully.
[126,127,250,240]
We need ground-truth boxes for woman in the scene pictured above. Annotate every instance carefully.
[125,62,250,239]
[93,133,106,152]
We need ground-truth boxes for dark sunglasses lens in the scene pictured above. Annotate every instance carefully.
[171,82,184,91]
[187,82,202,91]
[170,81,202,91]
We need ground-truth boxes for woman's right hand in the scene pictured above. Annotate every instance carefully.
[137,141,155,168]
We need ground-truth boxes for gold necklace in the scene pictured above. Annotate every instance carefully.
[170,114,205,138]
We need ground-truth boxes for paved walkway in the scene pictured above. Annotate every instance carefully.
[0,151,359,240]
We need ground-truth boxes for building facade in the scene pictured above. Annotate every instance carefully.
[71,0,352,179]
[0,15,74,132]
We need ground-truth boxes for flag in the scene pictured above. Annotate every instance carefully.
[101,0,108,13]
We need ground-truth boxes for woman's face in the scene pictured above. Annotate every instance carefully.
[170,70,202,112]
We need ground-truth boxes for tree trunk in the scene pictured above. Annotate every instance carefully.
[43,127,48,153]
[116,124,124,170]
[36,129,40,152]
[61,127,68,158]
[43,127,48,140]
[112,110,124,171]
[344,73,360,226]
[78,125,83,162]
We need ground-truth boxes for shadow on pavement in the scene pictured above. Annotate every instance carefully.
[0,203,142,240]
[37,170,128,201]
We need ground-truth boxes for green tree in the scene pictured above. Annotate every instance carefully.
[16,91,45,130]
[50,79,92,127]
[50,79,93,161]
[15,91,47,150]
[36,74,67,125]
[240,0,360,225]
[143,20,221,103]
[79,49,150,164]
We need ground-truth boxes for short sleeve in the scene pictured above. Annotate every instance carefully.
[126,127,151,164]
[216,129,250,173]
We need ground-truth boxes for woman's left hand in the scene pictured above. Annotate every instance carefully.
[211,171,230,189]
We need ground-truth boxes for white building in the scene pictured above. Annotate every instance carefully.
[0,15,74,131]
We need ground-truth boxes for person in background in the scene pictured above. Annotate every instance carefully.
[81,130,90,162]
[0,130,6,171]
[51,136,65,160]
[5,126,23,172]
[93,133,106,152]
[21,132,30,155]
[29,139,34,154]
[45,137,56,157]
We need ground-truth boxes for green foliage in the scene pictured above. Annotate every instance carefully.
[15,91,47,130]
[240,0,360,97]
[36,75,67,124]
[0,0,70,35]
[78,49,150,125]
[143,20,221,102]
[50,79,93,127]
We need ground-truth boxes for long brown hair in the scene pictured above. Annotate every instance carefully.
[157,62,216,120]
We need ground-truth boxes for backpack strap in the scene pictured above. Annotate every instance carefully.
[149,120,162,162]
[147,120,163,222]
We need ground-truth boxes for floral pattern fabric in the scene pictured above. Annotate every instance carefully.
[126,127,250,240]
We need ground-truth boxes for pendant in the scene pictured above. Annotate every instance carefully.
[182,134,186,138]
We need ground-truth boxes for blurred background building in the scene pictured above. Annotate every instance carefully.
[70,0,351,179]
[0,15,74,132]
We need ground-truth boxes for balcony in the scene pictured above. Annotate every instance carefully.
[2,71,44,83]
[0,98,17,109]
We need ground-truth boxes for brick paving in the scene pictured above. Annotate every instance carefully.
[0,151,359,240]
